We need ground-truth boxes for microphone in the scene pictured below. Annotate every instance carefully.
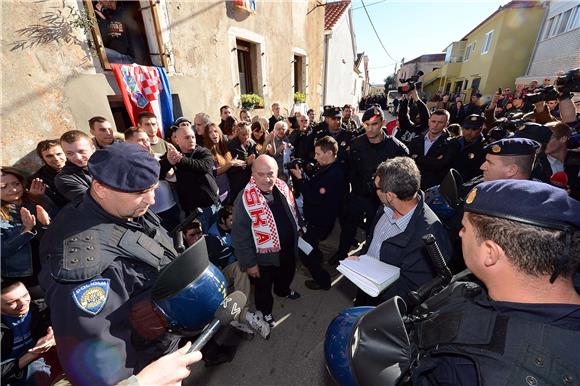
[550,171,568,188]
[188,291,247,353]
[170,208,204,253]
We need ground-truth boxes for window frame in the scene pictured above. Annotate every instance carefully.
[83,0,168,71]
[464,41,476,61]
[557,8,573,35]
[481,30,493,54]
[236,39,255,95]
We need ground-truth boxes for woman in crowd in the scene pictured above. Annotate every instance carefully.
[204,123,246,202]
[227,122,257,202]
[222,116,238,139]
[1,168,53,291]
[449,99,466,125]
[250,121,266,153]
[240,109,251,123]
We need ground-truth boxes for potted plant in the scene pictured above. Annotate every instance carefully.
[293,91,306,103]
[240,93,263,110]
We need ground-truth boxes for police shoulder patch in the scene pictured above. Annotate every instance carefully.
[72,278,110,316]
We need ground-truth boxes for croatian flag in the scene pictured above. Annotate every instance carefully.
[111,64,174,138]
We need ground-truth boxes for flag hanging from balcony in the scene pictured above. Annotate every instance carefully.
[234,0,256,14]
[111,64,174,138]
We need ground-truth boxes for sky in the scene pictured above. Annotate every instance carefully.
[351,0,512,84]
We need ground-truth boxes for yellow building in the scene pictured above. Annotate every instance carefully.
[423,1,545,101]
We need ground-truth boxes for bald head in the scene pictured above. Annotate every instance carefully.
[175,125,196,152]
[252,155,278,193]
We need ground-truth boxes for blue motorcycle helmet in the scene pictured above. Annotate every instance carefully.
[151,237,227,336]
[325,296,411,385]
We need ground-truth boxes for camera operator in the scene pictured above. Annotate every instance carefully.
[331,106,409,264]
[290,136,346,290]
[397,88,430,144]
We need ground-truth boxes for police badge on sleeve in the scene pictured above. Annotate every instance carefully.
[72,279,110,315]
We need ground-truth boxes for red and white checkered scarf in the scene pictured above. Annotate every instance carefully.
[242,176,299,253]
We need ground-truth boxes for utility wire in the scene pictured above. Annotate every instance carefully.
[352,0,387,11]
[360,0,398,63]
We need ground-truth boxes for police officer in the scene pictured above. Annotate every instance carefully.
[306,106,351,168]
[450,114,487,182]
[38,143,196,385]
[325,180,580,385]
[408,180,580,384]
[332,105,409,264]
[290,136,346,290]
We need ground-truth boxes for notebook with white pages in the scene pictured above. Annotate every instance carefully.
[337,255,401,297]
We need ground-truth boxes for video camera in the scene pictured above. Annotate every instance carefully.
[398,71,424,94]
[555,68,580,94]
[285,158,317,177]
[525,85,560,103]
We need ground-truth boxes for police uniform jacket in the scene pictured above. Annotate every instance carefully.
[160,145,219,213]
[54,161,93,203]
[38,194,179,386]
[360,192,453,302]
[451,134,486,182]
[305,122,351,167]
[408,132,460,190]
[349,133,409,198]
[297,160,346,234]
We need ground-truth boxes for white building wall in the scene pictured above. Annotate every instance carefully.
[324,10,356,107]
[525,1,580,79]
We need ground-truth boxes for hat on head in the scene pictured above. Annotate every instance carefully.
[174,116,192,126]
[322,105,342,118]
[464,179,580,282]
[463,114,485,130]
[362,105,384,123]
[514,122,552,145]
[484,137,540,156]
[88,142,160,192]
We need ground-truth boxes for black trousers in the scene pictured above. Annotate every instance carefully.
[337,194,380,257]
[250,248,296,315]
[299,225,331,289]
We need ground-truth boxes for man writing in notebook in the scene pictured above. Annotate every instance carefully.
[349,157,452,306]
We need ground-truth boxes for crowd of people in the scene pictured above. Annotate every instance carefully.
[1,70,579,385]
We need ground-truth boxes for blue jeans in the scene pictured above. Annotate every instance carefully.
[198,203,221,233]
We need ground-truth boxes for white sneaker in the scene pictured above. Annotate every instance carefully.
[246,311,271,339]
[230,320,255,336]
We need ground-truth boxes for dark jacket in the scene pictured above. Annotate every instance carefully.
[361,192,453,302]
[408,132,460,190]
[39,194,178,385]
[288,128,312,161]
[305,122,351,167]
[269,115,284,132]
[297,160,346,233]
[232,184,300,270]
[349,133,409,197]
[1,299,51,384]
[29,165,68,208]
[450,134,486,182]
[535,151,580,200]
[397,98,430,144]
[160,146,219,213]
[54,161,92,202]
[227,137,258,201]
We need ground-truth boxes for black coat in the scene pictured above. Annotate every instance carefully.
[450,134,486,182]
[160,146,219,212]
[408,133,460,190]
[54,161,93,203]
[361,192,453,302]
[29,165,68,208]
[297,160,346,233]
[227,137,258,201]
[349,133,409,197]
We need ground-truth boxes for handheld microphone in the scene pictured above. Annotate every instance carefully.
[188,291,247,353]
[550,171,568,188]
[170,208,204,253]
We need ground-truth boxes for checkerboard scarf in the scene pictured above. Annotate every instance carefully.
[242,177,299,253]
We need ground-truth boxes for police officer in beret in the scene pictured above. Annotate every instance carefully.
[306,106,351,168]
[38,143,199,385]
[406,180,580,384]
[450,114,487,181]
[480,137,540,183]
[332,105,409,264]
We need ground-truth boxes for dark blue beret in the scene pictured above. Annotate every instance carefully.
[514,122,552,145]
[464,179,580,230]
[88,142,160,192]
[323,105,343,118]
[362,105,384,122]
[463,114,485,129]
[484,137,540,156]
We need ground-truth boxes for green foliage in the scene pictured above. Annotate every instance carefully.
[240,93,263,108]
[384,75,396,93]
[293,91,306,103]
